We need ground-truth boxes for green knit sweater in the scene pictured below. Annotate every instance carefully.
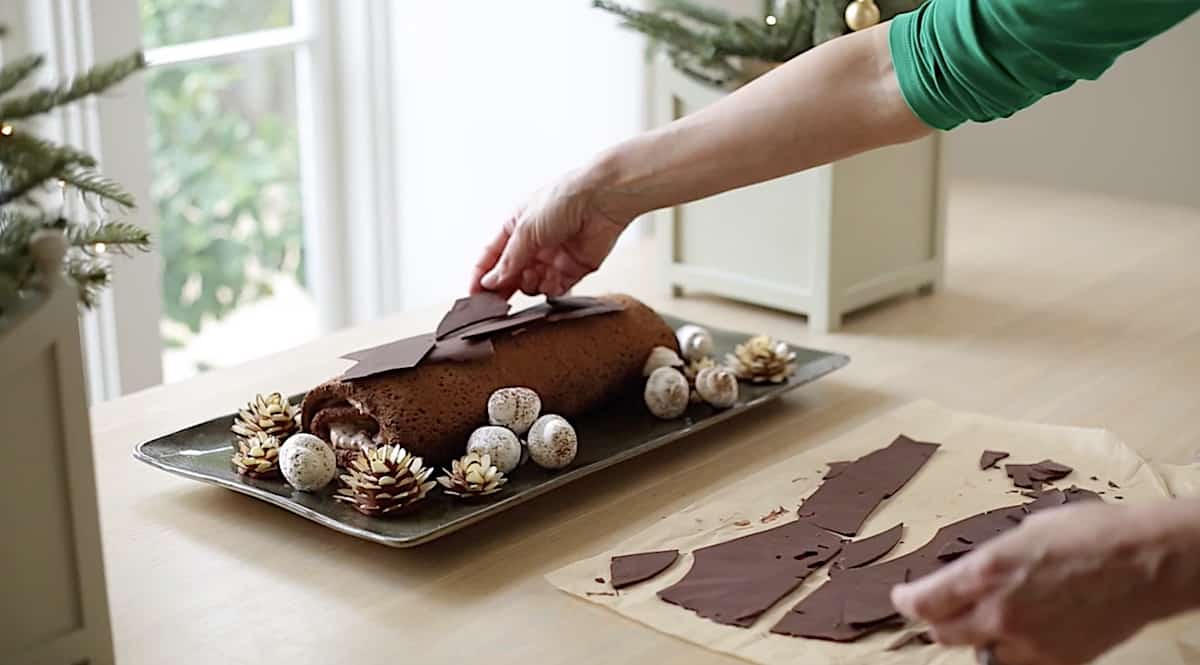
[889,0,1200,130]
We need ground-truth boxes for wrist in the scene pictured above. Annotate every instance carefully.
[581,135,663,228]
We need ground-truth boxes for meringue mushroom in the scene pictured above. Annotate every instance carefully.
[278,433,337,491]
[644,366,690,419]
[467,425,523,474]
[643,345,685,377]
[527,414,578,470]
[694,366,739,409]
[487,386,542,435]
[676,324,714,362]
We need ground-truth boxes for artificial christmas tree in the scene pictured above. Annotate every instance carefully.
[594,0,920,88]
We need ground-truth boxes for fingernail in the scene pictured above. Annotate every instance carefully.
[481,269,500,288]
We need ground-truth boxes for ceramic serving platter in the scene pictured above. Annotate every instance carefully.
[133,316,849,547]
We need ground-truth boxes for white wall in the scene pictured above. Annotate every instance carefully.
[945,13,1200,209]
[391,1,648,309]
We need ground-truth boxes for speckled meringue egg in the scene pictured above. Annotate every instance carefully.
[527,415,578,470]
[675,324,714,362]
[467,425,522,474]
[279,433,337,491]
[487,386,542,435]
[694,366,739,408]
[643,345,685,377]
[644,367,690,419]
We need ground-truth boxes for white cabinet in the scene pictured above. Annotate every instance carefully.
[0,243,114,665]
[652,58,945,331]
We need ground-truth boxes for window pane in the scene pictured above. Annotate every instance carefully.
[146,50,317,383]
[140,0,293,49]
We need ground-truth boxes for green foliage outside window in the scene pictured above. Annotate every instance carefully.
[141,0,305,340]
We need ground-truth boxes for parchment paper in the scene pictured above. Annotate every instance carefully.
[547,401,1200,665]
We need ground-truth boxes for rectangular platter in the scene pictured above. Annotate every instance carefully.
[133,315,849,547]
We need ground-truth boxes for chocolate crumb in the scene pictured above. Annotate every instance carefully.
[760,506,789,524]
[1108,481,1120,489]
[733,520,751,527]
[586,591,617,597]
[594,577,605,584]
[1115,495,1124,500]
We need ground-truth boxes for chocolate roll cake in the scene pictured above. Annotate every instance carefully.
[302,294,676,465]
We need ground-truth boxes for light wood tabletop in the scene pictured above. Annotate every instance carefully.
[91,181,1200,664]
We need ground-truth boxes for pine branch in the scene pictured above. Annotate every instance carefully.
[0,52,144,120]
[657,0,731,26]
[0,156,68,205]
[64,253,110,308]
[66,220,150,254]
[0,54,45,97]
[58,166,136,208]
[0,131,97,171]
[593,0,710,54]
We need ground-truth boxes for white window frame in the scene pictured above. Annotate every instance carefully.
[22,0,409,401]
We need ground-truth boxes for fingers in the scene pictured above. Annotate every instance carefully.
[481,220,537,293]
[892,549,1009,623]
[471,218,516,295]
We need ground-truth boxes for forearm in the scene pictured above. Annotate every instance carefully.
[586,22,929,223]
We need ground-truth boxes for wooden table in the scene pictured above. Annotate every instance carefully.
[92,182,1200,664]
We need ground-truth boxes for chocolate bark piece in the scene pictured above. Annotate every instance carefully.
[798,435,940,536]
[832,523,904,572]
[823,461,852,480]
[657,519,843,627]
[458,303,553,339]
[772,490,1073,642]
[935,539,973,561]
[546,299,625,322]
[547,295,604,310]
[979,450,1010,470]
[436,292,510,339]
[1063,485,1102,503]
[610,550,680,589]
[340,333,436,381]
[1005,458,1073,490]
[426,336,494,363]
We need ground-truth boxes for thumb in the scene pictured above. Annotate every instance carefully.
[481,221,537,291]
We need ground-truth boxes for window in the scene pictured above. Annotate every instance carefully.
[140,0,326,382]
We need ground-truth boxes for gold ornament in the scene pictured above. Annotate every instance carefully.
[231,431,282,478]
[334,445,436,516]
[232,392,300,442]
[725,335,796,384]
[844,0,881,31]
[437,452,508,499]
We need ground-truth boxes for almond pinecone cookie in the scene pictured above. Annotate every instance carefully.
[231,431,282,478]
[725,335,796,384]
[438,452,508,499]
[232,392,300,441]
[335,445,436,516]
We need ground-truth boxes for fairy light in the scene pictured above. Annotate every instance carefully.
[0,123,13,136]
[57,179,66,189]
[764,14,778,25]
[93,243,107,254]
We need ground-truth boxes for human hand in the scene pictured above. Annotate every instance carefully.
[891,500,1200,665]
[471,167,631,299]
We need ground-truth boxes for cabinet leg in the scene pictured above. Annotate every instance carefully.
[917,282,937,296]
[668,284,684,298]
[808,309,839,333]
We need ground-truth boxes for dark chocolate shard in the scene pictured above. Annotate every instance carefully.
[799,435,940,536]
[340,333,436,381]
[1005,459,1072,490]
[979,450,1010,470]
[457,303,552,339]
[772,491,1071,642]
[833,523,904,572]
[435,292,510,339]
[610,550,679,590]
[657,520,842,627]
[546,300,625,322]
[824,461,852,480]
[935,540,973,561]
[1063,486,1103,503]
[1107,480,1120,489]
[426,336,494,363]
[546,295,604,310]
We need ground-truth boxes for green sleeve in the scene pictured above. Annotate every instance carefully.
[888,0,1200,130]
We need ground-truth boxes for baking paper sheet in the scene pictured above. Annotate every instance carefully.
[547,401,1200,665]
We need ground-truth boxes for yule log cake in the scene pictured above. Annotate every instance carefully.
[302,293,676,465]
